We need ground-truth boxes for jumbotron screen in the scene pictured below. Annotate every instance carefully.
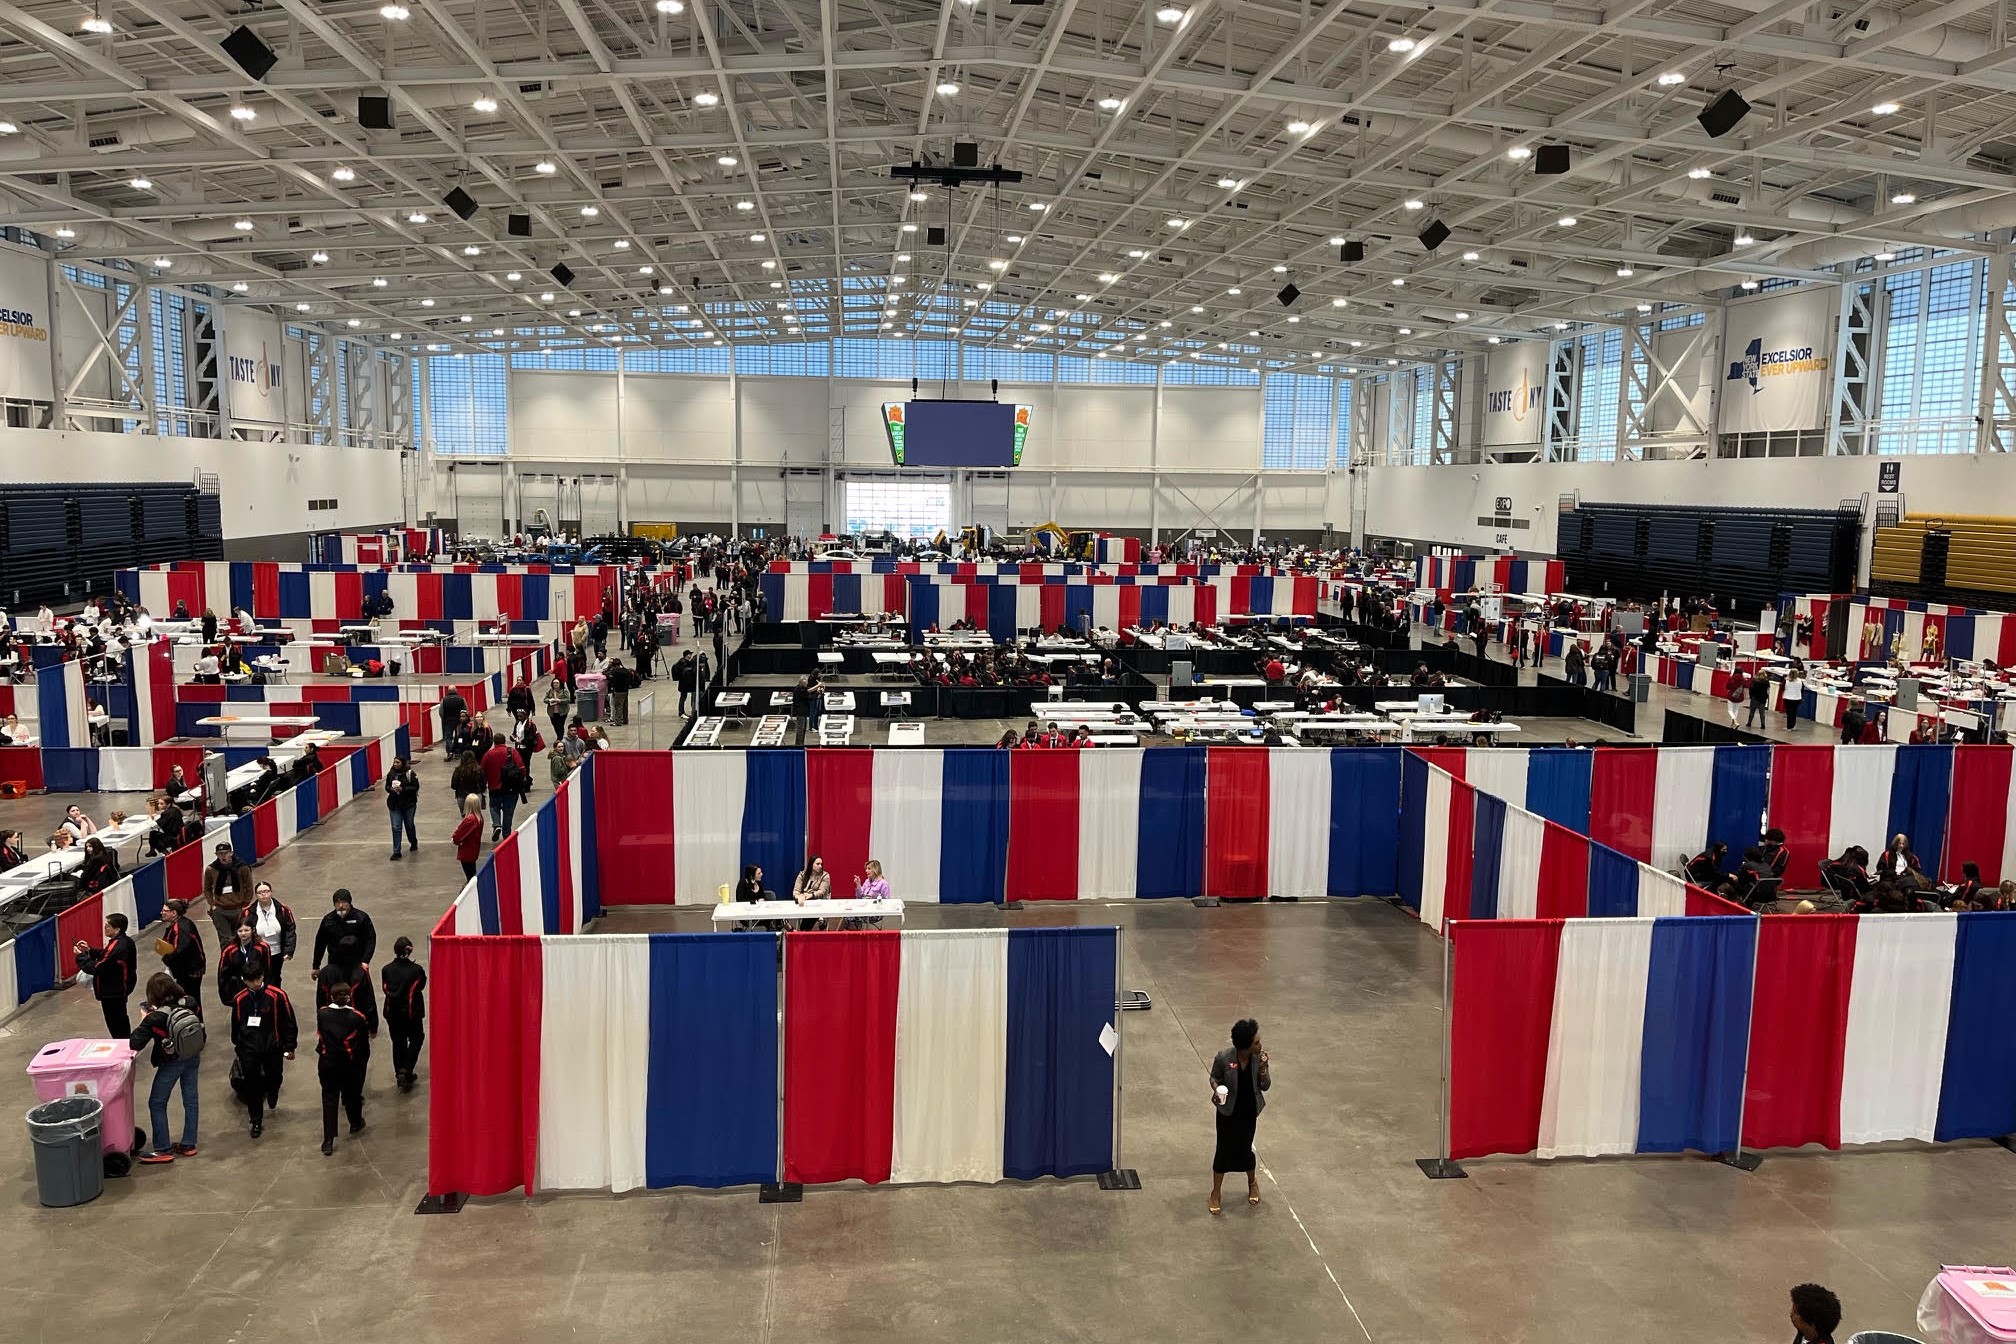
[881,400,1030,467]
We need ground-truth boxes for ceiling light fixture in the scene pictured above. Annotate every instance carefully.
[229,105,256,122]
[1386,36,1416,52]
[657,0,685,11]
[717,155,738,167]
[1656,71,1686,86]
[233,218,254,231]
[462,245,481,256]
[1616,265,1634,277]
[1687,166,1713,180]
[1454,311,1470,320]
[128,177,152,190]
[534,160,557,175]
[935,81,960,96]
[1461,250,1480,261]
[375,276,391,286]
[1272,264,1288,273]
[408,211,428,223]
[1874,249,1897,262]
[1487,335,1502,344]
[56,227,75,239]
[231,280,247,291]
[81,14,113,35]
[989,259,1009,270]
[1403,198,1424,210]
[693,91,719,107]
[750,232,766,242]
[472,96,498,113]
[1286,119,1313,136]
[378,4,409,19]
[295,303,310,312]
[331,166,356,182]
[1028,202,1048,211]
[1636,303,1653,312]
[1155,6,1185,22]
[1218,177,1242,190]
[1098,97,1124,111]
[613,238,629,248]
[1099,272,1119,283]
[901,223,917,232]
[1506,146,1532,160]
[1166,217,1188,228]
[1227,286,1241,295]
[1871,100,1900,115]
[420,298,435,307]
[1557,215,1577,227]
[151,257,172,269]
[896,253,911,262]
[1740,279,1759,290]
[1890,190,1917,204]
[1331,297,1347,308]
[310,250,329,263]
[1733,230,1754,244]
[347,318,362,328]
[908,190,928,201]
[1390,277,1406,287]
[580,205,599,216]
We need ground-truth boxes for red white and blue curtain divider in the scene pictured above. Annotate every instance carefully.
[766,560,1271,577]
[424,922,1120,1199]
[1414,555,1566,599]
[1441,910,2016,1164]
[0,719,417,1024]
[116,561,617,625]
[308,528,446,565]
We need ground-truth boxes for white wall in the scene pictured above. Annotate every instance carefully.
[1363,453,2008,556]
[0,427,403,540]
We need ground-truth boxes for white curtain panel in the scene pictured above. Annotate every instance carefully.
[892,930,1008,1184]
[1496,805,1546,921]
[101,875,139,933]
[452,877,483,934]
[0,937,17,1026]
[672,749,746,903]
[870,748,944,902]
[1537,918,1656,1159]
[96,748,155,794]
[1421,769,1452,932]
[514,818,546,935]
[1078,748,1143,899]
[536,936,652,1192]
[1828,744,1898,860]
[1636,867,1689,918]
[1465,747,1529,807]
[1268,747,1334,900]
[1839,913,1957,1144]
[1649,747,1717,872]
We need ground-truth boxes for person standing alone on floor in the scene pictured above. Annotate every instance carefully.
[384,754,420,861]
[381,936,426,1091]
[74,911,137,1038]
[1207,1018,1271,1216]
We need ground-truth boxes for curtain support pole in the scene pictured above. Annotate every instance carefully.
[1417,923,1468,1179]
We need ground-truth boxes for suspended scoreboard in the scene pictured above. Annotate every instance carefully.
[881,400,1031,467]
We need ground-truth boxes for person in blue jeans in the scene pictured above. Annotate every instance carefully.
[129,972,202,1163]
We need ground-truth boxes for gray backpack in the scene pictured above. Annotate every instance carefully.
[163,1004,207,1059]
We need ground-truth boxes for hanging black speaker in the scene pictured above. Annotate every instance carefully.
[220,25,278,81]
[507,213,532,238]
[444,187,479,221]
[1276,282,1300,307]
[952,142,980,168]
[1697,89,1751,139]
[1417,219,1450,252]
[1535,144,1571,175]
[926,226,946,245]
[1339,240,1365,264]
[551,262,576,288]
[357,96,393,130]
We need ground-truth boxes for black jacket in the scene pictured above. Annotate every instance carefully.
[242,898,298,959]
[384,765,420,812]
[76,934,136,1004]
[437,690,468,733]
[217,937,275,1005]
[230,982,297,1056]
[381,958,426,1023]
[79,852,119,894]
[315,1003,372,1068]
[160,914,206,979]
[312,907,377,969]
[316,962,379,1034]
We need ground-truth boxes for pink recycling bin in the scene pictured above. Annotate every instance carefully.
[26,1039,144,1176]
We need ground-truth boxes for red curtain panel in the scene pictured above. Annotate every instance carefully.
[1006,749,1080,901]
[426,936,544,1198]
[1204,747,1269,899]
[782,932,900,1184]
[1449,920,1564,1160]
[1742,916,1857,1151]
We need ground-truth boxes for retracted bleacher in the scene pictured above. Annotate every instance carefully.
[1558,501,1859,613]
[0,482,222,607]
[1871,513,2016,606]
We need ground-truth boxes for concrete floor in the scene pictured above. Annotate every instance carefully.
[0,610,1991,1343]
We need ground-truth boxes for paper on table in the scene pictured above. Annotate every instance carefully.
[1098,1022,1118,1057]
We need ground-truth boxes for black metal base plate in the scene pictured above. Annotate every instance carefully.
[1717,1150,1763,1171]
[759,1182,804,1203]
[1097,1168,1141,1190]
[1415,1157,1468,1180]
[414,1192,466,1215]
[1192,897,1221,908]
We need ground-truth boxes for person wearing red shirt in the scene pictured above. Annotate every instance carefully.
[452,794,485,877]
[480,737,524,840]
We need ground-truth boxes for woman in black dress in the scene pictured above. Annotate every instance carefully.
[1208,1018,1270,1215]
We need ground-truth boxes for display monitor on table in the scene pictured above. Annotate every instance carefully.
[882,400,1031,467]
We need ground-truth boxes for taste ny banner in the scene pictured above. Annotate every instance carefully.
[0,247,55,403]
[220,304,287,425]
[1717,288,1832,435]
[1481,340,1548,447]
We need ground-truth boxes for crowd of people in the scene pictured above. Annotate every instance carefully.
[1686,827,2006,914]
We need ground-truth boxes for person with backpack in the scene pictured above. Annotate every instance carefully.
[158,898,208,1014]
[381,936,426,1092]
[229,962,296,1138]
[130,972,204,1164]
[384,754,420,862]
[316,980,372,1155]
[481,735,527,839]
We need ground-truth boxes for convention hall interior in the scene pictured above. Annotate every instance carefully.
[4,0,2016,1341]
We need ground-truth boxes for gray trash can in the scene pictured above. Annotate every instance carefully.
[26,1096,104,1208]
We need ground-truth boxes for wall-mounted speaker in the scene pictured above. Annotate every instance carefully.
[357,96,393,130]
[220,26,278,81]
[1535,144,1571,175]
[1276,282,1301,307]
[1339,240,1365,264]
[551,262,575,288]
[444,187,479,221]
[506,213,532,238]
[1417,219,1451,252]
[1697,89,1751,139]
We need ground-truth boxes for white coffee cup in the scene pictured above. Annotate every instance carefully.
[1215,1084,1229,1103]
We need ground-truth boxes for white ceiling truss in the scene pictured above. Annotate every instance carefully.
[1,0,2014,372]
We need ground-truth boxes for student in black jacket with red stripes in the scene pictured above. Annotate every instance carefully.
[74,913,137,1038]
[229,965,296,1138]
[316,981,372,1155]
[380,937,426,1092]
